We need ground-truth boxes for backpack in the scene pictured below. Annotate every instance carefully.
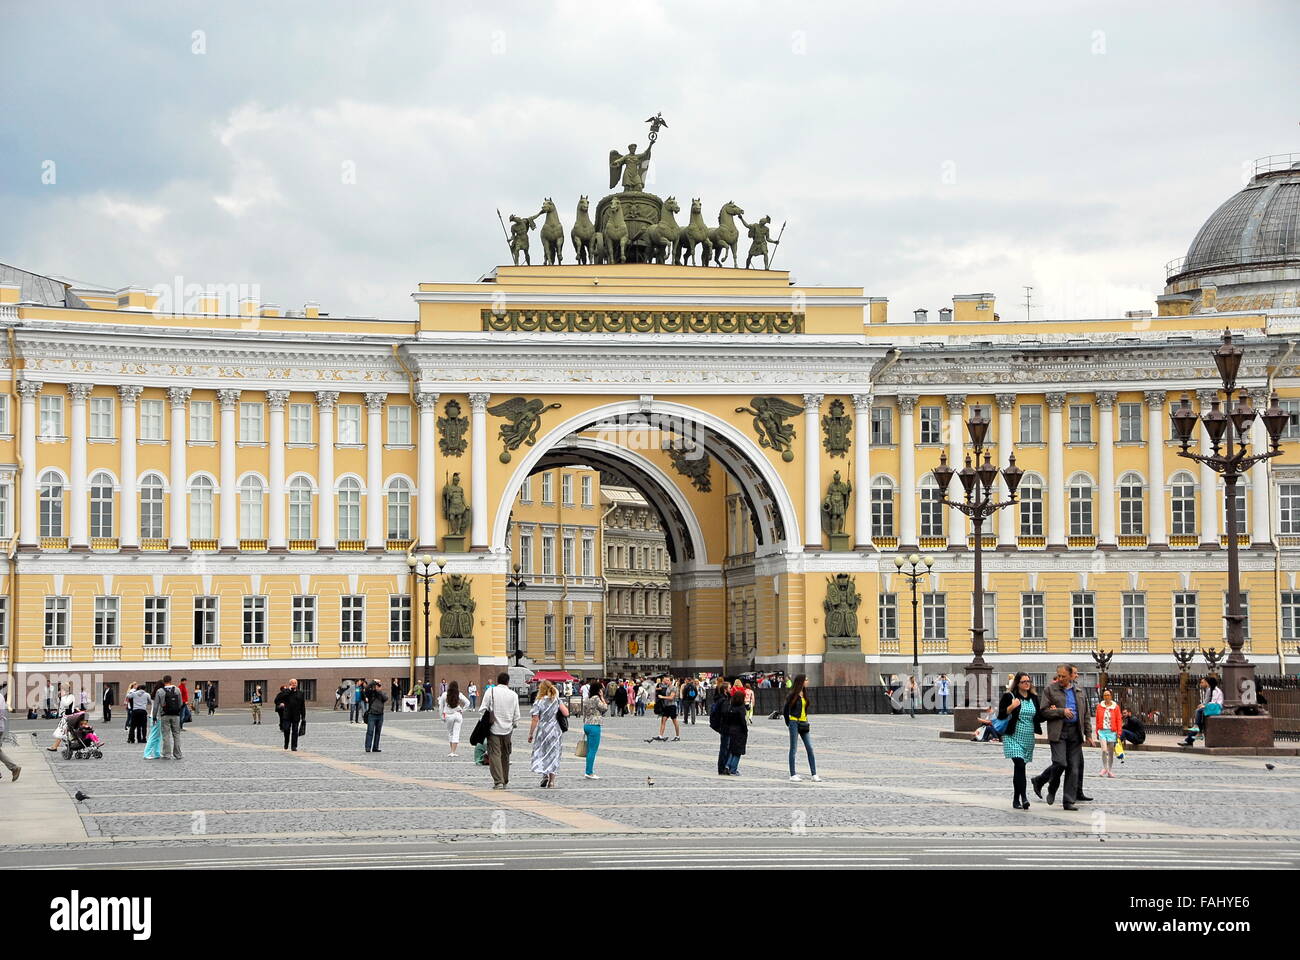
[708,696,725,732]
[684,684,697,701]
[162,686,182,716]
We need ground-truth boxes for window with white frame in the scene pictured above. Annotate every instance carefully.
[243,596,267,645]
[94,596,119,646]
[292,596,316,644]
[1068,404,1092,442]
[190,400,214,441]
[920,475,944,537]
[606,544,616,569]
[337,478,361,540]
[1223,482,1247,533]
[140,398,164,441]
[922,593,946,640]
[239,402,264,442]
[1019,474,1044,537]
[581,475,592,506]
[0,478,9,538]
[387,405,411,445]
[1280,399,1300,440]
[519,532,533,573]
[1173,592,1198,640]
[1281,484,1300,535]
[564,615,575,654]
[561,474,573,506]
[542,534,555,574]
[190,477,214,539]
[44,596,70,646]
[289,478,313,540]
[871,406,893,445]
[289,403,312,443]
[977,594,996,641]
[0,596,7,647]
[1282,592,1300,641]
[520,477,533,502]
[919,406,942,444]
[1118,402,1142,442]
[1171,472,1197,535]
[341,595,364,644]
[193,596,218,645]
[39,471,64,537]
[562,535,574,574]
[39,395,64,438]
[143,596,169,646]
[1020,404,1043,443]
[1071,592,1096,640]
[541,472,554,503]
[879,593,898,641]
[90,397,114,439]
[544,615,555,655]
[0,395,8,434]
[871,478,895,536]
[1068,475,1094,536]
[389,596,411,644]
[140,473,164,539]
[1223,592,1250,639]
[90,472,114,538]
[1021,593,1045,640]
[387,479,411,540]
[337,404,361,444]
[584,616,594,655]
[1122,593,1147,640]
[581,536,593,576]
[239,476,265,539]
[1118,472,1144,536]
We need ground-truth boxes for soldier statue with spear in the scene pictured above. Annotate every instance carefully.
[740,214,785,270]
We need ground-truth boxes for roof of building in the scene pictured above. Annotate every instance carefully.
[0,262,91,309]
[1177,155,1300,277]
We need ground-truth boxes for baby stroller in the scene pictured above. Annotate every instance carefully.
[61,711,104,760]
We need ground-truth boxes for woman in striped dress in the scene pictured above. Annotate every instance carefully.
[998,672,1042,810]
[528,680,569,788]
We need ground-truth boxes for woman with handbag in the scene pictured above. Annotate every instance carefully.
[1095,689,1122,776]
[579,678,609,779]
[998,672,1042,809]
[528,680,568,788]
[1180,676,1223,747]
[783,674,821,782]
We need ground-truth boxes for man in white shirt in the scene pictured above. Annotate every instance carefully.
[128,683,152,743]
[482,672,520,789]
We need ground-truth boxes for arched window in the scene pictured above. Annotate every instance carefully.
[919,475,944,537]
[140,473,164,540]
[1118,472,1144,536]
[387,478,411,540]
[190,476,214,539]
[337,478,361,540]
[39,471,64,537]
[239,476,265,539]
[1019,474,1044,537]
[1069,473,1094,537]
[1170,471,1197,536]
[288,477,313,540]
[90,472,114,539]
[871,477,896,537]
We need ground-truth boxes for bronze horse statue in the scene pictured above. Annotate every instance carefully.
[603,197,629,264]
[539,197,564,266]
[571,196,596,265]
[707,201,744,267]
[678,198,711,266]
[645,196,682,265]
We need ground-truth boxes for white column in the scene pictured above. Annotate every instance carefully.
[946,394,966,547]
[316,392,338,548]
[364,392,386,549]
[416,391,439,550]
[1145,391,1169,546]
[996,394,1016,545]
[1096,391,1116,547]
[469,393,491,550]
[17,380,42,546]
[1046,392,1067,547]
[68,383,92,548]
[1250,389,1271,545]
[802,393,823,549]
[117,385,141,549]
[852,394,872,549]
[1198,389,1220,546]
[898,395,917,548]
[217,389,240,549]
[167,387,190,548]
[266,390,289,549]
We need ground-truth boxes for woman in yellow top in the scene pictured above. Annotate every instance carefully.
[781,675,822,782]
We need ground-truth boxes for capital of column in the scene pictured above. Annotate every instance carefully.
[217,388,242,411]
[117,384,143,405]
[1249,387,1270,406]
[1144,390,1167,410]
[414,391,440,410]
[945,393,967,413]
[1196,388,1220,407]
[363,392,387,412]
[802,393,824,412]
[896,394,917,414]
[167,387,192,408]
[15,379,42,401]
[995,393,1017,412]
[68,383,94,402]
[314,390,339,410]
[850,394,873,412]
[265,390,290,411]
[1045,392,1068,410]
[468,392,491,412]
[1094,390,1117,410]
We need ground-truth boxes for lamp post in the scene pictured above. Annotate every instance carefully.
[1091,648,1114,696]
[507,563,528,666]
[1170,330,1288,745]
[1173,646,1197,731]
[932,410,1023,731]
[893,553,934,718]
[406,554,446,689]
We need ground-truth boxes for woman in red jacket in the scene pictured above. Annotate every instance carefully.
[1095,689,1123,777]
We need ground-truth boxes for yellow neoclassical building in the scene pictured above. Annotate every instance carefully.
[2,153,1300,705]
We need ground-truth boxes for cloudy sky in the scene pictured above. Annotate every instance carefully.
[3,1,1297,321]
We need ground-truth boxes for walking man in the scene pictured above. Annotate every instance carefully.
[364,680,387,751]
[276,678,305,751]
[348,680,364,724]
[1031,664,1095,809]
[153,675,184,760]
[0,679,21,782]
[483,672,521,789]
[101,684,114,723]
[128,682,151,743]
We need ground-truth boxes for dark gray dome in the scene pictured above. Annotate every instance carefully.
[1179,156,1300,277]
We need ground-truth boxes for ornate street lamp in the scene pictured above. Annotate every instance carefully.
[1170,330,1288,745]
[507,563,528,666]
[1173,646,1197,732]
[893,553,934,718]
[1091,648,1114,695]
[932,410,1023,730]
[406,554,446,689]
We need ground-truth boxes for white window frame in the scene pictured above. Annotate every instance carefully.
[140,398,165,441]
[291,595,317,645]
[190,477,215,539]
[1068,404,1092,443]
[878,593,897,641]
[44,596,70,647]
[1122,592,1147,640]
[1070,592,1096,641]
[144,596,169,646]
[387,405,411,445]
[194,596,218,646]
[93,596,120,647]
[1021,592,1045,640]
[40,395,64,438]
[1118,402,1143,442]
[337,404,361,444]
[919,406,942,445]
[288,403,313,444]
[389,596,411,644]
[190,400,214,442]
[242,595,267,645]
[341,595,365,644]
[89,396,114,439]
[1173,592,1198,641]
[239,402,265,443]
[1019,404,1042,443]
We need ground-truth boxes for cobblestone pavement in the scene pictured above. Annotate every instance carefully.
[3,709,1298,867]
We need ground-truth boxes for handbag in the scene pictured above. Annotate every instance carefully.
[555,703,569,733]
[469,691,495,746]
[575,737,588,758]
[1203,702,1223,717]
[298,718,307,737]
[797,721,810,734]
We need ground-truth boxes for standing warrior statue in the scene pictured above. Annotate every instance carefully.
[507,208,543,265]
[741,214,781,270]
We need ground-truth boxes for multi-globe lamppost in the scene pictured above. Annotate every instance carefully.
[1169,330,1289,745]
[406,554,446,689]
[507,563,528,666]
[893,553,934,717]
[932,410,1023,731]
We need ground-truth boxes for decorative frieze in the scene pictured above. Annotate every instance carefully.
[481,308,803,335]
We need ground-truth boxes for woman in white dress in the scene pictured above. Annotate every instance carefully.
[47,684,77,752]
[438,680,471,757]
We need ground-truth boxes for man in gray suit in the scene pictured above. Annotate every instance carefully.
[1031,664,1095,809]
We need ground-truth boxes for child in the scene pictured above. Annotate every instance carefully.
[76,717,102,745]
[1095,689,1122,776]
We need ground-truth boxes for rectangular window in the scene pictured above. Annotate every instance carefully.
[1019,484,1043,537]
[387,405,411,445]
[920,484,944,537]
[0,596,7,647]
[1069,486,1093,537]
[40,395,64,438]
[1071,592,1096,640]
[1223,592,1250,639]
[1068,404,1092,442]
[90,397,114,439]
[341,595,364,644]
[190,400,214,441]
[564,615,575,654]
[1281,484,1300,535]
[871,484,895,536]
[542,534,555,575]
[581,475,592,506]
[520,477,532,503]
[1019,404,1042,443]
[1280,399,1300,440]
[140,398,165,441]
[289,403,312,443]
[389,596,411,644]
[337,404,361,444]
[871,407,893,445]
[1122,593,1147,639]
[919,406,942,444]
[94,596,120,646]
[0,395,8,434]
[44,596,70,647]
[239,402,264,442]
[1021,593,1045,640]
[922,594,946,640]
[544,615,555,655]
[0,480,9,539]
[583,616,594,655]
[519,532,533,573]
[1118,402,1142,442]
[193,596,218,646]
[242,596,267,645]
[541,473,554,504]
[144,596,169,646]
[292,596,316,644]
[562,535,574,575]
[978,594,996,642]
[1282,592,1300,641]
[879,594,897,641]
[581,537,593,576]
[561,475,573,506]
[1173,592,1198,640]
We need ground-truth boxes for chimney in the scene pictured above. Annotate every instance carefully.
[259,303,282,318]
[115,286,156,311]
[197,294,220,314]
[303,301,321,319]
[953,293,996,323]
[238,297,259,316]
[867,297,888,325]
[913,308,929,323]
[938,307,953,322]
